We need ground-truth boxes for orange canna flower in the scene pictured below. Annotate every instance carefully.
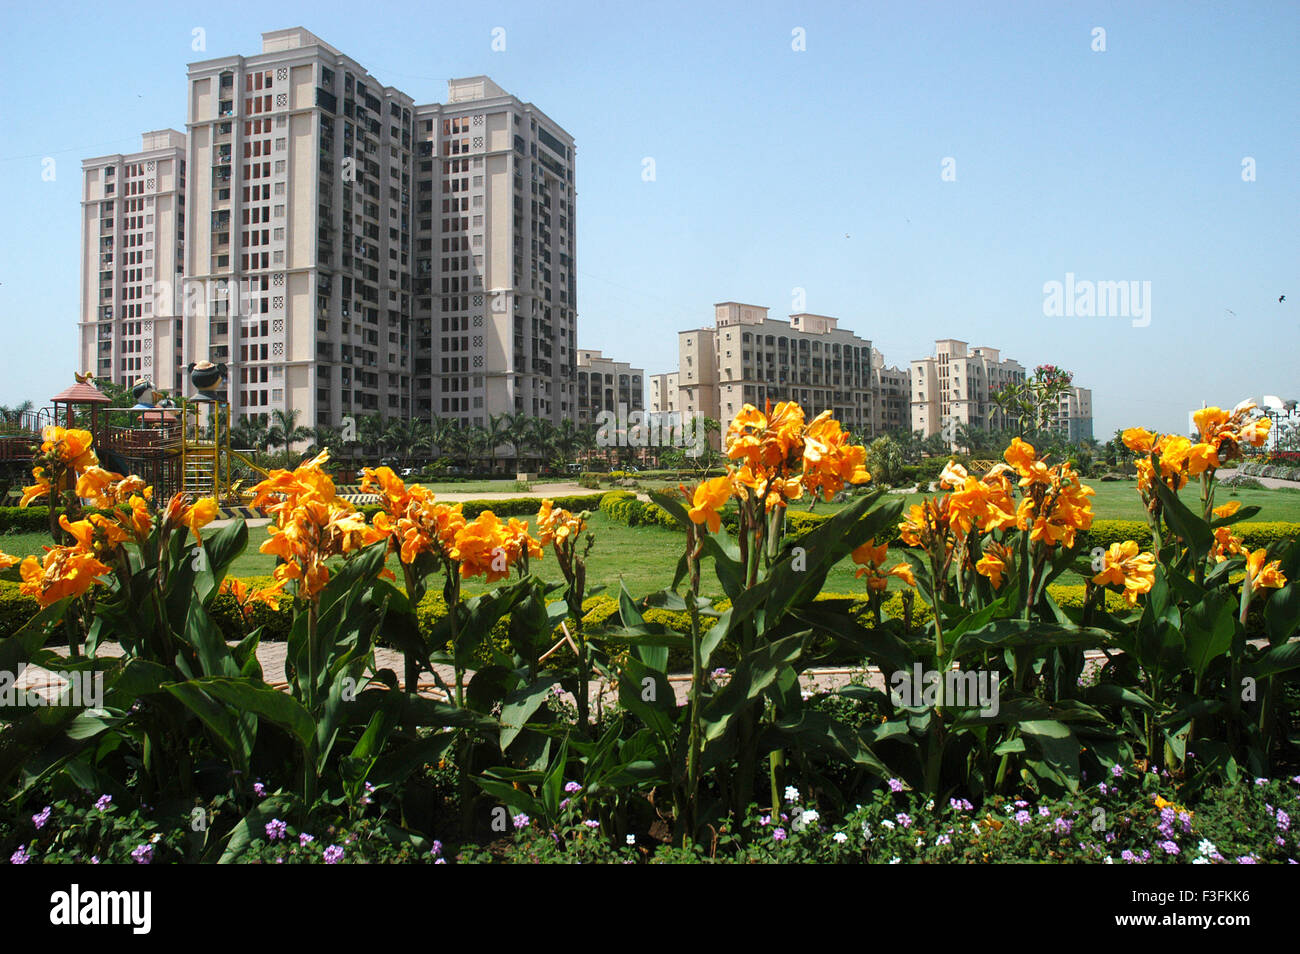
[19,546,111,607]
[687,475,733,534]
[1245,549,1286,591]
[1090,541,1156,605]
[976,550,1008,589]
[1212,501,1241,520]
[1122,428,1156,454]
[186,497,219,542]
[0,550,17,571]
[19,468,53,509]
[851,539,914,591]
[40,426,98,473]
[58,513,127,555]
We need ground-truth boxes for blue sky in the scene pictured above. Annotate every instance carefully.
[0,0,1295,438]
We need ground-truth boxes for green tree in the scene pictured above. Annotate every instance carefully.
[267,408,314,463]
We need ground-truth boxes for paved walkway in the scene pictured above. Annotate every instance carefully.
[15,641,1112,709]
[1215,467,1300,490]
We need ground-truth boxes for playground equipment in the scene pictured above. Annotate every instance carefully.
[2,372,268,508]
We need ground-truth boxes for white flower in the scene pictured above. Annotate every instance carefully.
[915,837,923,847]
[881,819,896,830]
[833,832,848,843]
[801,809,820,826]
[626,834,635,845]
[1192,857,1210,865]
[1103,857,1113,864]
[784,785,800,804]
[889,856,901,864]
[1196,838,1219,857]
[861,822,873,840]
[925,799,935,811]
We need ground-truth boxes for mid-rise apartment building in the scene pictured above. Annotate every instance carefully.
[647,372,679,416]
[85,28,577,435]
[910,339,1026,440]
[871,349,910,436]
[655,302,876,447]
[1052,386,1094,443]
[575,349,643,427]
[79,130,187,392]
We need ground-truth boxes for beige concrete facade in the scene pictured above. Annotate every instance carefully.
[86,28,577,434]
[910,339,1026,441]
[80,131,187,393]
[1053,386,1094,442]
[411,79,576,428]
[182,28,415,427]
[871,348,910,435]
[575,349,643,427]
[652,302,877,449]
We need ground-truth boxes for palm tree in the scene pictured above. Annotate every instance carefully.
[552,419,582,467]
[529,418,557,471]
[483,413,512,474]
[501,412,533,470]
[267,408,314,463]
[230,414,271,452]
[356,413,387,462]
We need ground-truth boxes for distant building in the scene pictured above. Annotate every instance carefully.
[651,302,876,448]
[910,339,1026,440]
[575,349,643,427]
[1053,386,1093,443]
[871,348,910,436]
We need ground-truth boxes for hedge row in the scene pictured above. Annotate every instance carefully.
[595,491,1300,553]
[2,493,608,537]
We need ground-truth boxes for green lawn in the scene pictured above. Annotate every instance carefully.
[6,480,1299,601]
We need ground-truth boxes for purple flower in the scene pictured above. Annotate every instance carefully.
[559,799,570,810]
[1013,799,1028,808]
[1158,840,1179,856]
[10,845,30,865]
[1255,778,1268,787]
[265,818,287,841]
[131,843,154,864]
[772,827,787,842]
[887,778,904,793]
[936,834,951,845]
[1054,818,1073,835]
[1237,855,1257,864]
[94,794,112,812]
[1098,783,1108,796]
[1111,764,1123,778]
[299,833,315,847]
[1278,810,1291,832]
[323,845,344,864]
[429,839,442,857]
[253,782,266,798]
[1038,806,1051,818]
[711,667,727,678]
[583,819,600,829]
[32,806,51,830]
[949,798,972,812]
[896,813,913,828]
[512,813,530,829]
[1121,849,1137,863]
[1014,811,1031,826]
[564,781,581,793]
[759,815,771,827]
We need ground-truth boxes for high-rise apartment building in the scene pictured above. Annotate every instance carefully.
[182,28,414,426]
[575,349,643,427]
[412,78,577,428]
[86,29,577,434]
[79,130,187,392]
[910,339,1026,440]
[654,302,876,448]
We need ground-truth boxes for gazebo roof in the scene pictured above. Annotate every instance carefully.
[50,381,112,404]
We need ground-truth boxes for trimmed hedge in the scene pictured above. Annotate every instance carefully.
[358,492,605,523]
[594,493,1300,554]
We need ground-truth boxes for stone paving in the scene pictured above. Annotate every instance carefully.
[15,641,1114,709]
